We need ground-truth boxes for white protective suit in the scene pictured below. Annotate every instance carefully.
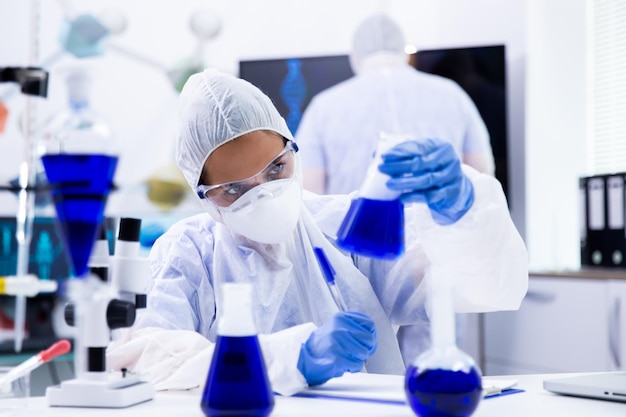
[296,14,494,194]
[107,69,528,397]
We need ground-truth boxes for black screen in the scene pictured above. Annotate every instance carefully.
[239,55,354,135]
[413,45,508,199]
[239,47,508,199]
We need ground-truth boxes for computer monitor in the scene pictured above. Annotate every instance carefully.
[412,45,508,199]
[239,55,354,135]
[239,46,508,199]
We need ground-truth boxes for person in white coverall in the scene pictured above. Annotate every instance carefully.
[106,68,528,396]
[296,13,496,195]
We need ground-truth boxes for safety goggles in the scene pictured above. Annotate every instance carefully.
[197,141,298,208]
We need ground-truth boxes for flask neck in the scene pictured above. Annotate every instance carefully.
[429,271,457,350]
[217,283,257,337]
[358,133,408,200]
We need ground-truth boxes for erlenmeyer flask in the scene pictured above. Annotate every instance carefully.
[336,133,407,259]
[201,283,274,417]
[404,266,482,417]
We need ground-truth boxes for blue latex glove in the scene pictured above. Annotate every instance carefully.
[378,138,475,225]
[297,311,377,386]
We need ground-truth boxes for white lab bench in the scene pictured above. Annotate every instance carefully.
[0,372,624,416]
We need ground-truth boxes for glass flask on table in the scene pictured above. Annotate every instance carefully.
[201,282,274,417]
[404,266,483,417]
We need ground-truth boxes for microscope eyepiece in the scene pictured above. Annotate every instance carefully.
[118,217,141,242]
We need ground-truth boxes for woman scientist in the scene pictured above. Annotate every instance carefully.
[107,69,528,396]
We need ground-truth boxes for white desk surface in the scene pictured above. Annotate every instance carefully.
[1,372,624,417]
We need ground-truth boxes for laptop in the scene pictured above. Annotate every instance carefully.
[543,372,626,403]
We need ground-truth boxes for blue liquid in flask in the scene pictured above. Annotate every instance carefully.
[336,197,404,259]
[41,154,117,278]
[404,366,482,417]
[201,335,274,417]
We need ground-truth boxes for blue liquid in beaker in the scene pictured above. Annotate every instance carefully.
[201,335,274,417]
[41,154,117,278]
[404,366,482,417]
[336,197,404,259]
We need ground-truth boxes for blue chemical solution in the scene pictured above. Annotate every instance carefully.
[405,366,482,417]
[201,335,274,417]
[336,197,404,259]
[41,154,117,277]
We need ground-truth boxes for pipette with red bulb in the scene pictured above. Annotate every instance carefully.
[0,339,71,392]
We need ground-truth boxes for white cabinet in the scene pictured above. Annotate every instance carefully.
[608,280,626,370]
[483,275,626,375]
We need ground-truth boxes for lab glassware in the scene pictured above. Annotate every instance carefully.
[39,64,117,279]
[336,133,406,259]
[404,266,482,417]
[0,340,71,392]
[0,366,29,401]
[201,283,274,417]
[41,153,117,278]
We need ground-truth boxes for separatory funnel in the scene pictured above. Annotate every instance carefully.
[41,154,117,278]
[40,64,117,279]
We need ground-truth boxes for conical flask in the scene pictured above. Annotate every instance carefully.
[404,266,483,417]
[336,133,406,259]
[201,283,274,417]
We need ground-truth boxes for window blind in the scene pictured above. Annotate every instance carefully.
[590,0,626,174]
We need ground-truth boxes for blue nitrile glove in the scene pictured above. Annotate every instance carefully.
[297,311,377,386]
[378,138,475,225]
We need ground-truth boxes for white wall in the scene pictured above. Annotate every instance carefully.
[0,0,530,245]
[525,0,588,270]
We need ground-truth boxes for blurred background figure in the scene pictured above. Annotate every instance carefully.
[295,13,495,195]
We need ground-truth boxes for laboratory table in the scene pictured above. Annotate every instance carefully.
[0,372,624,416]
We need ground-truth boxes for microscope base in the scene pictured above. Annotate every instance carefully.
[46,372,155,408]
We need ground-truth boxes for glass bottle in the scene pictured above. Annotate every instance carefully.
[336,133,406,259]
[201,283,274,417]
[404,267,483,417]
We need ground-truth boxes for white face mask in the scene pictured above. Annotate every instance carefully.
[219,178,302,244]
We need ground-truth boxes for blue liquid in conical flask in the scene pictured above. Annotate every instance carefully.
[405,366,482,417]
[201,335,274,417]
[41,154,117,278]
[336,197,404,259]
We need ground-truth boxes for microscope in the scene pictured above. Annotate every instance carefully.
[0,67,49,98]
[3,65,154,407]
[46,217,154,407]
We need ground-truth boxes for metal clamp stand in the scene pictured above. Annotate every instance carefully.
[46,218,154,408]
